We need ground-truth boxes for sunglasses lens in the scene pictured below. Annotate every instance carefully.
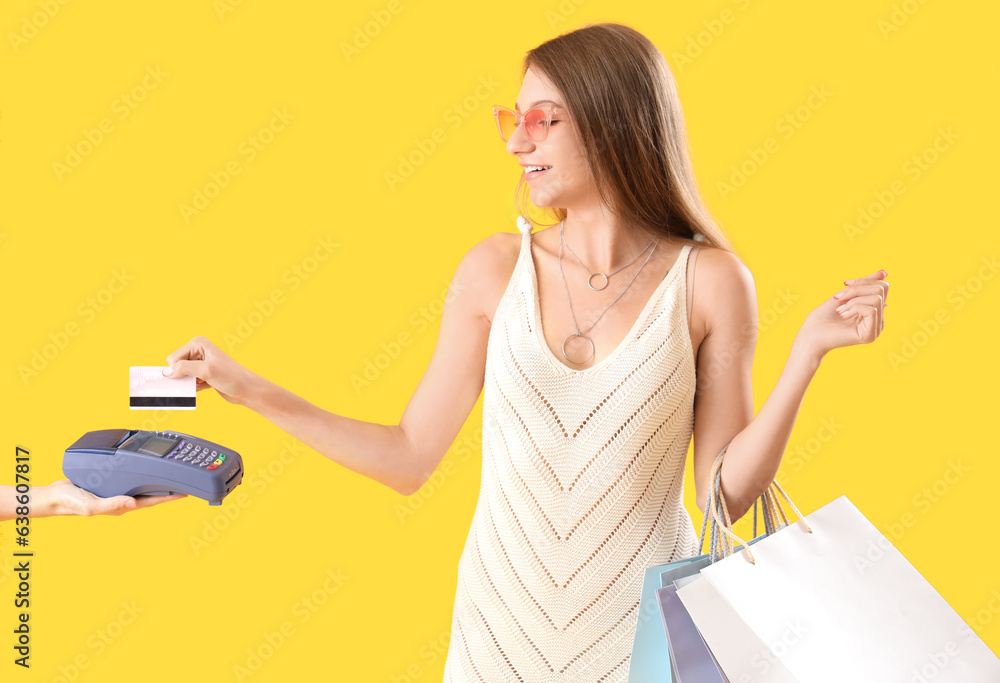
[523,109,550,141]
[496,109,518,141]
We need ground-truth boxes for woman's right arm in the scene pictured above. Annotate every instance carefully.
[164,233,512,496]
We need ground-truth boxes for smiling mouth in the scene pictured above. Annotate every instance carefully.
[524,166,552,177]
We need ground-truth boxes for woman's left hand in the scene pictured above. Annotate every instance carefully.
[37,480,187,517]
[798,269,890,357]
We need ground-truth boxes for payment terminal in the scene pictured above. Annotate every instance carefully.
[64,429,243,505]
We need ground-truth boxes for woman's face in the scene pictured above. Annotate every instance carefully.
[507,67,595,209]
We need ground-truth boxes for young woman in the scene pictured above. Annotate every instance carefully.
[160,22,889,681]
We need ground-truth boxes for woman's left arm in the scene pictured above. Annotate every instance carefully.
[690,250,888,520]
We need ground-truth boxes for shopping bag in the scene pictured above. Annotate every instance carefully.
[660,455,798,683]
[629,552,708,682]
[628,444,783,682]
[655,583,730,683]
[678,493,1000,681]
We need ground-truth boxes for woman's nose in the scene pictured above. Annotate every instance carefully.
[506,123,534,156]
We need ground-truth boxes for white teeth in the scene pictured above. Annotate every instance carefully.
[525,165,552,172]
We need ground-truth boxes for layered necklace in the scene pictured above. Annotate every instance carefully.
[556,218,659,365]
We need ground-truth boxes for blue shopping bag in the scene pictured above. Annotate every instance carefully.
[629,554,708,682]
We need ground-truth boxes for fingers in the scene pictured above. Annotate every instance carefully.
[844,269,887,285]
[165,335,213,366]
[165,336,220,380]
[836,276,890,306]
[836,293,884,317]
[164,358,210,381]
[837,303,879,325]
[165,336,200,365]
[101,494,187,516]
[837,293,884,308]
[837,297,886,337]
[92,495,138,516]
[129,493,188,510]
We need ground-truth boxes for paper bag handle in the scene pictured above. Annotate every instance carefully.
[697,444,812,565]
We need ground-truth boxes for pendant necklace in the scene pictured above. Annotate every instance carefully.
[557,219,659,365]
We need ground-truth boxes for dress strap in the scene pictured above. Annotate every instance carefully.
[661,243,693,281]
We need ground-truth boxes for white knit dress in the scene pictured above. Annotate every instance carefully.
[442,216,701,681]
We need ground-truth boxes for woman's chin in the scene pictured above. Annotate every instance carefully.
[528,192,556,208]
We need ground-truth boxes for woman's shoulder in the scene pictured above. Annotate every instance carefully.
[463,230,523,273]
[687,244,756,342]
[689,243,754,293]
[455,230,524,326]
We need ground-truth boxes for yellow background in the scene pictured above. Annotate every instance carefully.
[2,0,998,680]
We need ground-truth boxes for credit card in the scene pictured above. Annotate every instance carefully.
[129,366,196,410]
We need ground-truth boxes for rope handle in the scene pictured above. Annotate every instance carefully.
[699,445,763,560]
[711,452,757,564]
[698,445,755,562]
[697,443,812,566]
[770,477,812,534]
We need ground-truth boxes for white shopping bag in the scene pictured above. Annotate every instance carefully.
[671,574,796,683]
[677,495,1000,682]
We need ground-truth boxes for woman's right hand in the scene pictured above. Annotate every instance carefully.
[163,336,256,406]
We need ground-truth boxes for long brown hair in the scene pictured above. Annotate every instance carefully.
[516,22,734,253]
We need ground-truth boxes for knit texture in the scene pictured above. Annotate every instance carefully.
[442,217,700,681]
